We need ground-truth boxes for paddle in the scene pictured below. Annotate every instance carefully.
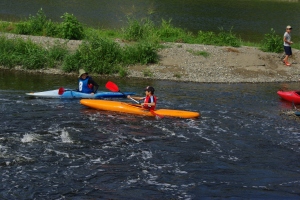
[105,81,163,119]
[105,81,139,102]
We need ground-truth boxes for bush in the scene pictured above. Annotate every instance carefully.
[63,35,122,74]
[260,28,283,53]
[15,8,47,35]
[122,42,158,65]
[157,19,188,42]
[0,36,69,69]
[60,13,85,40]
[195,28,241,47]
[122,17,155,41]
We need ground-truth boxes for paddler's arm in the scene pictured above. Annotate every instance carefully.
[89,78,99,94]
[127,95,144,101]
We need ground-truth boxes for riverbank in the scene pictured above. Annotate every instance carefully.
[1,33,300,83]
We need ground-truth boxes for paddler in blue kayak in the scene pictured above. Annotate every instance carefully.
[78,69,99,94]
[127,86,157,110]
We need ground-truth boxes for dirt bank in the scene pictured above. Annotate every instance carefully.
[1,33,300,83]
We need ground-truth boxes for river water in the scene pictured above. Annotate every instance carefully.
[0,0,300,42]
[0,70,300,199]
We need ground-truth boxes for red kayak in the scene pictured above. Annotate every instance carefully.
[277,90,300,104]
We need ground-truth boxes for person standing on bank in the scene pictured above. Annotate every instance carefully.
[127,86,156,110]
[283,25,293,66]
[78,69,99,94]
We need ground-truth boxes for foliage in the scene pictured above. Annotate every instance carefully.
[15,8,47,35]
[260,28,283,53]
[122,17,155,41]
[63,35,123,74]
[122,42,158,65]
[143,68,153,77]
[0,36,68,69]
[195,28,241,47]
[63,35,158,74]
[1,9,295,76]
[60,13,85,40]
[156,19,189,42]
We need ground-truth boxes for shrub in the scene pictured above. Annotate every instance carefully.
[260,28,283,53]
[122,42,158,65]
[15,8,47,35]
[122,17,155,41]
[195,28,241,47]
[157,19,188,42]
[60,13,85,40]
[63,35,122,74]
[0,36,69,69]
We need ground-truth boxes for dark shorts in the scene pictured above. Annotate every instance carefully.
[284,46,292,56]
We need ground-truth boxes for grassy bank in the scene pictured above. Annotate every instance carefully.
[0,9,299,76]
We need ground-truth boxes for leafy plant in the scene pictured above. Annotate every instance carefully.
[187,49,210,57]
[260,28,283,53]
[60,13,85,40]
[122,42,158,65]
[143,68,153,77]
[0,36,69,69]
[15,8,47,35]
[63,35,122,74]
[122,17,155,41]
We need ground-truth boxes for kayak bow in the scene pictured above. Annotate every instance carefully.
[277,90,300,104]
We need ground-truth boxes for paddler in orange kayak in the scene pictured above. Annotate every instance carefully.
[127,86,157,110]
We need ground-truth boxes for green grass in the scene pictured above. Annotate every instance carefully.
[187,49,210,57]
[0,8,298,76]
[0,35,68,69]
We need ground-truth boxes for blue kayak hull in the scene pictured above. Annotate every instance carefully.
[26,89,135,99]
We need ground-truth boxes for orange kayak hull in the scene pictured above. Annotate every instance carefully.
[80,99,200,118]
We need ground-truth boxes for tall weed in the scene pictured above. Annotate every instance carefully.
[260,28,282,53]
[63,35,122,74]
[122,42,158,65]
[15,8,47,35]
[60,13,85,40]
[195,28,241,47]
[0,36,69,69]
[122,17,155,41]
[157,19,188,42]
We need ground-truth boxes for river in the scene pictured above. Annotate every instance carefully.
[0,0,300,42]
[0,70,299,199]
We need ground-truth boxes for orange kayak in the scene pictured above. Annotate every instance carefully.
[80,99,200,118]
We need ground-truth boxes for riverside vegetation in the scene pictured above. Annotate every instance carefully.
[0,9,299,78]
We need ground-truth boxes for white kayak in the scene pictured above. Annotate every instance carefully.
[26,89,135,99]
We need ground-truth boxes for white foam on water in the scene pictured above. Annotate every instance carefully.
[174,168,188,174]
[152,124,176,136]
[141,150,152,160]
[91,157,115,164]
[45,148,69,157]
[60,129,73,143]
[21,133,40,143]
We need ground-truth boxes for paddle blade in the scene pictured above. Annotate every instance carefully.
[105,81,119,92]
[58,87,65,95]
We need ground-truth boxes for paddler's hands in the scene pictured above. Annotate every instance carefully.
[127,95,131,99]
[91,93,95,95]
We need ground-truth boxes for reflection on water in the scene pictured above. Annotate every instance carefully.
[0,0,299,42]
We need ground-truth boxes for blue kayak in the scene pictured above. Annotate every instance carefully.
[26,89,135,99]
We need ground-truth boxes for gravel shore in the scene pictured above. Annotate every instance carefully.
[1,33,300,83]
